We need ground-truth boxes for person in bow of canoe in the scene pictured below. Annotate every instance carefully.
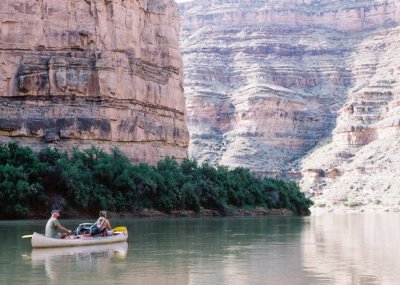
[92,210,114,236]
[45,210,72,239]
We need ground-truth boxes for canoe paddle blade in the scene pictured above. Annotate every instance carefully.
[21,234,33,239]
[113,226,127,233]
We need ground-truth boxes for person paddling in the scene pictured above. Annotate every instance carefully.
[92,210,114,236]
[45,210,72,239]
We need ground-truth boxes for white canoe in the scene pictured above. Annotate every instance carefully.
[30,242,128,262]
[31,232,128,248]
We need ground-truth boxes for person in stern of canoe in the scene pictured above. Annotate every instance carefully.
[92,210,114,236]
[45,210,72,239]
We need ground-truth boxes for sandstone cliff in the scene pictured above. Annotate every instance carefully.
[179,0,400,208]
[300,24,400,209]
[0,0,189,164]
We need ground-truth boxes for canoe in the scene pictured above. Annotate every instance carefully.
[31,231,128,248]
[30,242,128,262]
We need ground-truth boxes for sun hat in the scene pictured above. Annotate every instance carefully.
[51,209,60,215]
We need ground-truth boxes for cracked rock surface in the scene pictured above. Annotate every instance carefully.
[0,0,189,164]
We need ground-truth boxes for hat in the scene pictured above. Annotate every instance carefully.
[51,209,60,215]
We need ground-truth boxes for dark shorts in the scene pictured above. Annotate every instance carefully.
[91,226,106,236]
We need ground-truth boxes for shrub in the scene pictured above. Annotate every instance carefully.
[0,143,313,218]
[0,143,45,218]
[262,178,313,215]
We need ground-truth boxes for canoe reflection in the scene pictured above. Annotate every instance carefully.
[30,242,128,283]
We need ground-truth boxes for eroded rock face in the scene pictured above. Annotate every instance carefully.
[180,0,400,207]
[300,25,400,208]
[0,0,188,164]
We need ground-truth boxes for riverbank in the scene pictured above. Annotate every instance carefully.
[26,208,296,220]
[310,205,400,215]
[116,208,295,218]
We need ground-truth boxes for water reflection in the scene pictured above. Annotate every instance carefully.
[302,213,400,285]
[2,215,400,285]
[125,217,312,285]
[29,242,128,285]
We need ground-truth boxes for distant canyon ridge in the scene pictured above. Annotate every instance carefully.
[0,0,188,164]
[179,0,400,208]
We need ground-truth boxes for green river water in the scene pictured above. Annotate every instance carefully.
[0,213,399,285]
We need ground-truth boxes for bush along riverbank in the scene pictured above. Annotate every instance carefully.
[0,142,313,219]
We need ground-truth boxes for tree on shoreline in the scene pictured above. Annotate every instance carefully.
[0,142,312,219]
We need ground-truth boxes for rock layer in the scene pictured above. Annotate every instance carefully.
[300,25,400,208]
[179,0,400,206]
[0,0,188,164]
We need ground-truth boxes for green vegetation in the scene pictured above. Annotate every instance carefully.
[0,142,313,218]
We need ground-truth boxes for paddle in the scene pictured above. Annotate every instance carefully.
[113,226,127,233]
[21,234,33,239]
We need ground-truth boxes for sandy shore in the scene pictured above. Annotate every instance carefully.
[310,205,400,216]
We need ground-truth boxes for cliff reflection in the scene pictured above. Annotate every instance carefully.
[126,217,310,285]
[302,213,400,285]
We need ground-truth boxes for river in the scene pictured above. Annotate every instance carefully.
[0,213,399,285]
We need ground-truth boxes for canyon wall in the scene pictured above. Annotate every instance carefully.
[300,24,400,209]
[0,0,189,164]
[180,0,400,207]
